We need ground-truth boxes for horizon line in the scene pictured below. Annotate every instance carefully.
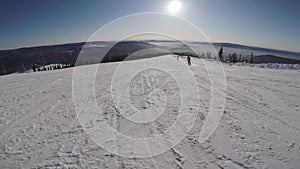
[1,39,300,55]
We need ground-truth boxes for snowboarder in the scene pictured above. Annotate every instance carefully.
[187,56,191,65]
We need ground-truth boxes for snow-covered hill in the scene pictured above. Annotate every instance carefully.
[0,55,299,168]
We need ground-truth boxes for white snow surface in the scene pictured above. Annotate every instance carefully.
[0,55,300,169]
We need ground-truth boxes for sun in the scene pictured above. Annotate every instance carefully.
[168,0,182,13]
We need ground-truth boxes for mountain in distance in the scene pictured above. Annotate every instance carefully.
[252,54,300,64]
[0,41,158,75]
[0,40,300,76]
[146,40,300,60]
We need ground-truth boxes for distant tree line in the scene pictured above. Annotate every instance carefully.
[172,47,255,64]
[218,47,254,63]
[32,63,74,72]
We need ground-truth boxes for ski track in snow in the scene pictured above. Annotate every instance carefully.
[0,55,299,169]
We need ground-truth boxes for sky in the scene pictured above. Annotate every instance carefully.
[0,0,299,52]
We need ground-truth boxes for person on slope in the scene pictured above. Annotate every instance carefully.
[187,56,191,65]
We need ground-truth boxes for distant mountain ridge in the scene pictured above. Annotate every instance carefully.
[0,41,158,75]
[211,42,300,58]
[0,40,299,76]
[253,55,300,64]
[145,40,300,59]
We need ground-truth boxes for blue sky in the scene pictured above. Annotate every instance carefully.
[0,0,299,52]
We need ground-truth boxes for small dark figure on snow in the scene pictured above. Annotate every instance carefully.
[32,65,36,72]
[187,56,191,65]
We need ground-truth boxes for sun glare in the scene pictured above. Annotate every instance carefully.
[168,0,182,13]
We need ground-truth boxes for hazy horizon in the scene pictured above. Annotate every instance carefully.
[2,39,300,56]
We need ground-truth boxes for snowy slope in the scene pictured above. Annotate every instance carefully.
[0,55,299,169]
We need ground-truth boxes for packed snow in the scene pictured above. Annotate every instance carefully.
[0,55,299,169]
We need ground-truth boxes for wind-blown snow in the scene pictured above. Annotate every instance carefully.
[0,55,299,168]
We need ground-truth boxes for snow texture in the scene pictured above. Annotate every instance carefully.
[0,55,299,169]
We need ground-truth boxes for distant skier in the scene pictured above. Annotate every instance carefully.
[187,56,191,65]
[32,65,36,72]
